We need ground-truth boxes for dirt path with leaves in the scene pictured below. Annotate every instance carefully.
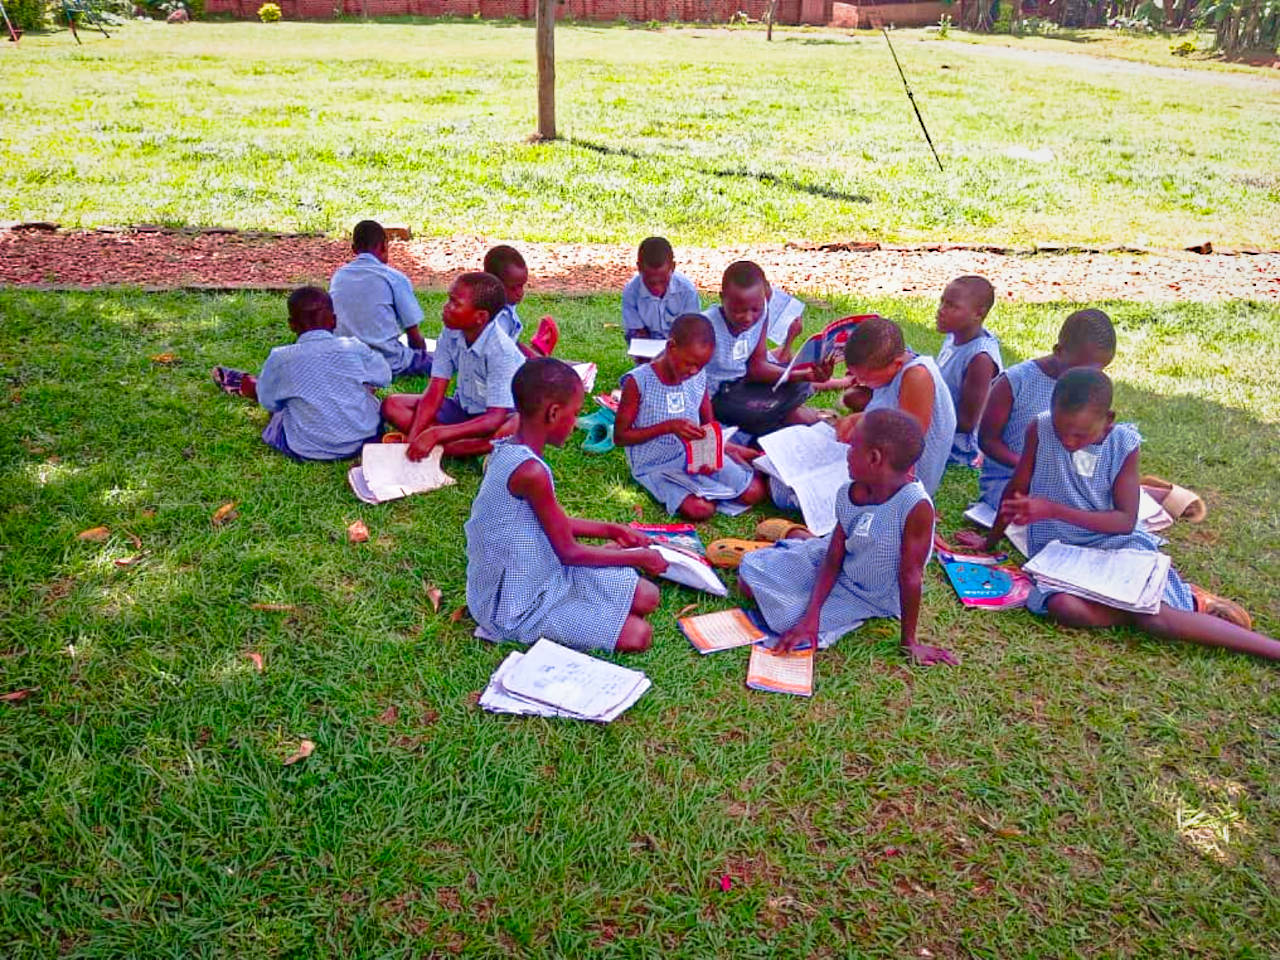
[2,228,1279,302]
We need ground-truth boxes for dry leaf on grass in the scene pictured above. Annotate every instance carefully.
[449,606,468,624]
[244,652,264,672]
[112,553,147,568]
[632,504,644,520]
[149,353,180,365]
[975,814,1023,839]
[141,508,157,519]
[211,502,238,526]
[250,603,297,613]
[77,526,110,542]
[125,531,143,549]
[425,583,443,613]
[602,322,620,329]
[283,739,315,766]
[676,603,699,618]
[1,689,35,703]
[347,520,370,543]
[377,705,399,724]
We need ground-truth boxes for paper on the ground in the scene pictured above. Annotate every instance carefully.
[499,638,651,721]
[571,362,598,393]
[766,290,806,346]
[1138,488,1173,532]
[758,422,850,536]
[961,501,1031,557]
[627,338,667,360]
[654,545,729,597]
[398,334,438,353]
[479,652,576,718]
[747,644,814,696]
[1022,539,1171,614]
[678,608,765,654]
[356,444,455,503]
[347,466,379,505]
[683,421,724,474]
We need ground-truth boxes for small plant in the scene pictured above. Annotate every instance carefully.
[1170,38,1196,56]
[257,2,280,22]
[937,13,951,37]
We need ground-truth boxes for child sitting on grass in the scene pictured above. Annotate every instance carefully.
[958,369,1278,660]
[614,313,768,521]
[483,244,559,358]
[621,236,701,342]
[381,272,523,461]
[214,286,390,461]
[738,409,958,667]
[934,275,1003,467]
[465,358,668,655]
[976,309,1115,512]
[835,317,956,496]
[328,219,432,379]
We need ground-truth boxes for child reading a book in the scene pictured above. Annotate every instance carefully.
[976,309,1114,511]
[621,236,701,341]
[835,317,956,496]
[935,275,1003,467]
[465,358,668,655]
[738,409,958,667]
[614,313,769,521]
[483,244,559,358]
[381,272,523,460]
[959,369,1278,660]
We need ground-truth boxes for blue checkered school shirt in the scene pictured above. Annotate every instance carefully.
[329,253,425,375]
[621,271,701,338]
[430,321,525,415]
[255,329,391,460]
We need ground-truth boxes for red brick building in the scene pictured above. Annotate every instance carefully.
[205,0,834,24]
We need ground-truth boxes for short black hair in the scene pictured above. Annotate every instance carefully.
[512,358,581,417]
[862,408,925,471]
[669,312,714,348]
[950,275,995,317]
[721,260,766,292]
[457,271,507,322]
[287,285,332,327]
[1058,309,1116,356]
[352,219,385,253]
[483,245,526,280]
[1052,367,1113,415]
[843,316,905,370]
[638,236,675,268]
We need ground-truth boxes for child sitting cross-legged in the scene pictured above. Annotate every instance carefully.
[738,409,958,667]
[934,275,1003,467]
[483,244,559,358]
[957,369,1279,660]
[614,312,769,521]
[381,271,522,461]
[465,358,668,655]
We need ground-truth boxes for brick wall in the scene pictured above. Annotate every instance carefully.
[206,0,834,25]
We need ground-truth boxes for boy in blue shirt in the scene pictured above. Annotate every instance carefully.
[382,272,525,460]
[329,220,432,378]
[483,245,558,358]
[621,236,701,342]
[219,287,391,461]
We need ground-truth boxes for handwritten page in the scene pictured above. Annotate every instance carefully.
[654,546,729,597]
[678,609,765,654]
[758,423,850,536]
[1023,540,1170,614]
[355,444,455,503]
[627,338,667,360]
[747,644,814,696]
[500,638,651,721]
[683,422,725,474]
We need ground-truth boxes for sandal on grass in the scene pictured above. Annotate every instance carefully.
[1141,475,1207,523]
[531,316,559,357]
[706,538,772,569]
[582,421,614,454]
[211,365,245,395]
[1190,584,1252,631]
[381,431,407,444]
[755,517,809,542]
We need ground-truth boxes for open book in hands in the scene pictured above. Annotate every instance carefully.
[774,314,877,390]
[682,421,725,474]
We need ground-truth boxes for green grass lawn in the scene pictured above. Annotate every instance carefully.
[1,289,1277,956]
[2,20,1279,248]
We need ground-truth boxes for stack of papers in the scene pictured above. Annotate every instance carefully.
[627,338,667,360]
[747,644,814,696]
[757,422,850,536]
[654,546,728,597]
[348,444,455,504]
[478,639,651,722]
[965,489,1168,556]
[678,608,765,654]
[1022,539,1171,614]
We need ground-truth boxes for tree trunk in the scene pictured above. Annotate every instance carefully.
[766,0,778,39]
[535,0,556,140]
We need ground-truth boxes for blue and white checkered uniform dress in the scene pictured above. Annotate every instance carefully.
[465,442,639,654]
[740,480,933,648]
[493,303,523,342]
[977,359,1057,510]
[865,353,956,496]
[621,363,753,515]
[1024,411,1194,615]
[937,329,1003,467]
[702,305,766,395]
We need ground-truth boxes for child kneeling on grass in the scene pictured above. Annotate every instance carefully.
[614,312,768,521]
[958,369,1279,660]
[381,272,522,461]
[212,286,391,461]
[465,359,668,655]
[739,409,958,667]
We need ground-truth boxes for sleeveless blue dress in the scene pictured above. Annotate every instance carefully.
[865,353,956,496]
[977,359,1056,510]
[936,329,1003,467]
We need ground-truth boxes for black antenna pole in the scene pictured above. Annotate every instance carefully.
[882,26,943,172]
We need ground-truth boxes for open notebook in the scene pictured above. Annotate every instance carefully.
[964,488,1169,557]
[348,444,455,504]
[478,640,651,722]
[746,644,814,697]
[678,608,765,654]
[654,546,728,597]
[627,338,666,360]
[757,422,849,536]
[683,422,724,474]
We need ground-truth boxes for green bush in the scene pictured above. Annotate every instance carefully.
[7,0,49,31]
[257,2,280,21]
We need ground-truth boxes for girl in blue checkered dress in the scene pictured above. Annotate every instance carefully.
[968,369,1279,660]
[977,309,1116,511]
[934,276,1003,467]
[739,409,958,667]
[614,314,768,521]
[465,359,668,655]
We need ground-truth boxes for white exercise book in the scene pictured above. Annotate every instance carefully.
[1022,540,1171,614]
[627,338,667,360]
[653,545,729,597]
[488,639,651,722]
[757,422,850,536]
[348,444,455,504]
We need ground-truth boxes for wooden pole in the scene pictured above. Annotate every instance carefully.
[535,0,557,140]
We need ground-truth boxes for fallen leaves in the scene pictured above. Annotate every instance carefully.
[211,502,238,526]
[149,352,180,365]
[975,814,1024,839]
[449,606,467,624]
[632,504,644,520]
[282,739,315,766]
[244,652,264,672]
[1,689,36,703]
[125,531,143,550]
[676,603,699,618]
[113,552,148,568]
[250,602,297,613]
[425,583,443,613]
[347,520,370,543]
[377,705,399,724]
[77,526,110,542]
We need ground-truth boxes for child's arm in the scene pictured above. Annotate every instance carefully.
[410,405,511,460]
[567,518,651,548]
[510,461,668,576]
[977,375,1018,468]
[1004,448,1141,535]
[776,533,846,653]
[613,378,704,447]
[745,332,835,386]
[621,286,646,341]
[363,350,393,391]
[252,356,285,412]
[977,418,1040,551]
[898,500,957,666]
[955,354,998,436]
[898,365,936,435]
[403,325,428,352]
[773,316,804,365]
[404,377,449,458]
[390,271,425,338]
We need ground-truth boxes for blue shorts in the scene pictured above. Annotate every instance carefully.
[398,348,434,378]
[436,396,480,426]
[261,411,378,461]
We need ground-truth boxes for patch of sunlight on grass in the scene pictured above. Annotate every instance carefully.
[25,459,82,486]
[1148,771,1248,862]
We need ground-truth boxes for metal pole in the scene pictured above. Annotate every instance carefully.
[882,27,943,172]
[0,0,20,44]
